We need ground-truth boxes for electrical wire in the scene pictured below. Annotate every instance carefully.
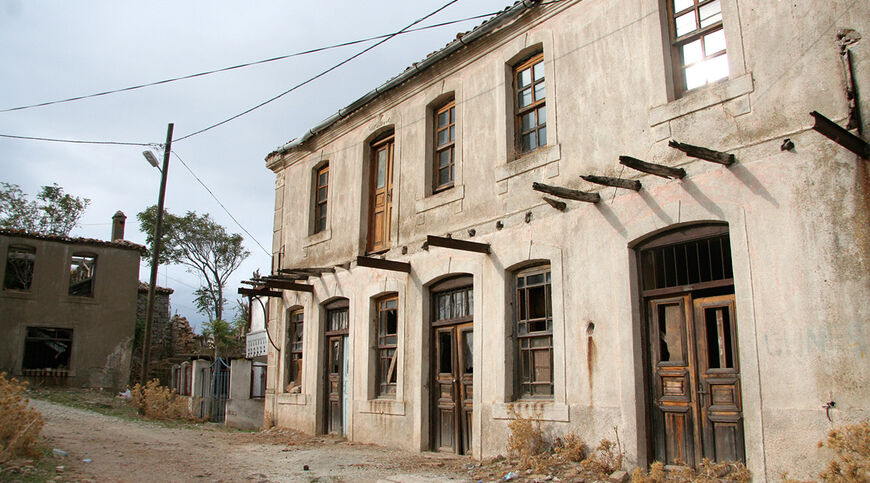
[0,133,150,146]
[171,150,272,258]
[173,0,464,142]
[0,12,499,114]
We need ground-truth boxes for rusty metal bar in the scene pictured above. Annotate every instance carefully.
[810,111,870,159]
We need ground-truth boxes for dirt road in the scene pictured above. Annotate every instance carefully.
[31,399,471,482]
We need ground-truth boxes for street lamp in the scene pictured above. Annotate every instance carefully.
[140,123,173,384]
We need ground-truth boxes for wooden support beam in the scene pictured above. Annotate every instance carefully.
[668,140,735,166]
[532,182,600,203]
[238,287,283,298]
[619,156,686,179]
[426,235,490,254]
[274,270,310,279]
[810,111,870,159]
[261,279,315,292]
[580,174,641,191]
[542,197,567,211]
[356,256,411,273]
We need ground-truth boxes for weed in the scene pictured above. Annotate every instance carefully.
[818,420,870,482]
[0,372,44,464]
[630,459,750,482]
[127,379,202,421]
[553,432,587,462]
[506,413,547,471]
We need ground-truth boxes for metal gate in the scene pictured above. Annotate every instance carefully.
[200,358,230,422]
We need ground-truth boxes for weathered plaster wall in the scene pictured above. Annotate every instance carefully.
[0,234,141,390]
[263,0,869,479]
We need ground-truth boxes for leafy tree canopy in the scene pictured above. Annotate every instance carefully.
[0,182,91,236]
[137,206,250,323]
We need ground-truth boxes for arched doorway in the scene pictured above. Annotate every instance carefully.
[636,223,745,466]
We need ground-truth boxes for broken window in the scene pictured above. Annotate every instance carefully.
[668,0,728,95]
[515,266,554,398]
[68,253,96,297]
[251,362,267,398]
[514,52,547,154]
[285,309,303,391]
[433,284,473,323]
[313,163,329,234]
[376,294,399,397]
[433,99,456,193]
[4,245,35,291]
[23,327,73,371]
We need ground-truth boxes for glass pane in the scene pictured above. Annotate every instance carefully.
[437,110,449,127]
[318,171,328,186]
[522,132,536,152]
[684,63,707,90]
[704,28,726,55]
[453,290,466,318]
[518,67,531,87]
[439,332,453,374]
[527,273,544,285]
[538,126,547,148]
[518,87,533,108]
[462,332,473,373]
[448,125,455,141]
[437,293,451,320]
[467,290,473,315]
[438,167,452,186]
[536,106,545,126]
[533,61,545,81]
[659,304,685,363]
[437,128,449,146]
[682,38,703,65]
[699,0,722,28]
[449,106,455,123]
[675,11,697,36]
[521,112,535,131]
[527,286,546,319]
[375,152,387,189]
[673,0,694,13]
[706,53,729,83]
[534,81,546,102]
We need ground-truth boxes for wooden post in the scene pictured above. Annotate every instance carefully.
[532,182,600,203]
[580,174,641,191]
[542,197,567,211]
[810,111,870,159]
[668,140,734,165]
[619,156,686,179]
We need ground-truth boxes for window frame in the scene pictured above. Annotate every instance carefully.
[285,308,304,390]
[313,163,329,234]
[667,0,728,97]
[68,252,96,297]
[515,266,554,399]
[433,99,456,193]
[431,276,474,328]
[22,327,73,372]
[3,244,36,291]
[251,362,267,399]
[375,294,399,398]
[514,52,547,155]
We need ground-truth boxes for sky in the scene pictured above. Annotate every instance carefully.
[0,0,515,331]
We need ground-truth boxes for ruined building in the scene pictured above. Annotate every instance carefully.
[0,211,142,390]
[250,0,869,479]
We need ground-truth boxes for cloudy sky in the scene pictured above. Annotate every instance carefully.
[0,0,514,330]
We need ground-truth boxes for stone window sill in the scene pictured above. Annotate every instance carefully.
[496,143,561,182]
[649,74,754,127]
[304,229,331,248]
[277,393,308,405]
[356,399,405,416]
[1,290,35,300]
[492,401,569,422]
[415,185,464,214]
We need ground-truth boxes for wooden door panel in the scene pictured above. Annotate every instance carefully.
[458,325,473,455]
[434,328,457,452]
[368,138,393,253]
[663,409,694,465]
[326,336,344,435]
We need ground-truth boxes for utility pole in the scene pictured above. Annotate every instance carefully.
[140,123,173,383]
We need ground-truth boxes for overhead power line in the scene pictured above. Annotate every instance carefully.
[0,133,150,146]
[173,0,464,142]
[0,11,498,114]
[171,150,272,258]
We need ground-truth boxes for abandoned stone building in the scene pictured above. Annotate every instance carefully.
[0,213,142,390]
[252,0,869,479]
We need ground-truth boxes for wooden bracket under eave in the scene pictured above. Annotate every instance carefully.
[542,197,567,211]
[668,140,735,166]
[532,182,600,203]
[580,174,642,191]
[619,155,686,179]
[810,111,870,160]
[356,256,411,273]
[425,235,490,254]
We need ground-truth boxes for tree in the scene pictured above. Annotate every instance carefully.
[137,206,250,322]
[201,318,246,358]
[0,182,90,236]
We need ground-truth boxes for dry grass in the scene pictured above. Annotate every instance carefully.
[630,459,750,482]
[0,372,44,464]
[553,432,587,462]
[581,435,625,478]
[127,379,202,422]
[506,414,548,471]
[818,420,870,482]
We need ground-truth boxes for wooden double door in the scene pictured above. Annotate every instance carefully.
[647,293,744,466]
[432,322,473,454]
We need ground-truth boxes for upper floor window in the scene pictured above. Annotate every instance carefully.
[433,100,456,193]
[69,253,96,297]
[313,164,329,234]
[668,0,728,95]
[514,52,547,154]
[285,309,304,391]
[375,294,398,397]
[367,132,394,254]
[515,266,553,398]
[4,245,35,291]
